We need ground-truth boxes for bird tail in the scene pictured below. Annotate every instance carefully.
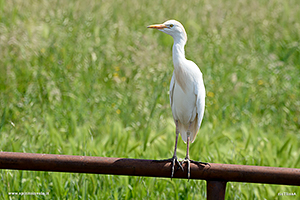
[178,116,199,143]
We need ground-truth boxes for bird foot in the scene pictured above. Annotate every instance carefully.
[155,156,184,178]
[181,158,191,179]
[170,155,184,178]
[181,159,210,179]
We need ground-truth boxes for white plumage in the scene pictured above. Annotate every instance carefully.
[148,20,207,178]
[170,58,205,143]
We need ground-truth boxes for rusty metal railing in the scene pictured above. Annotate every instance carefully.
[0,152,299,199]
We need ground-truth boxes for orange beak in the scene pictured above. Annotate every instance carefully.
[147,24,168,29]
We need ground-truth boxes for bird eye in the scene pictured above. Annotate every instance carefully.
[169,24,174,28]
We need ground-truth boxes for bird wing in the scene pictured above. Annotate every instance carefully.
[169,71,175,108]
[194,70,206,134]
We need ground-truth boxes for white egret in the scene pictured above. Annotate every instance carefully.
[148,20,209,178]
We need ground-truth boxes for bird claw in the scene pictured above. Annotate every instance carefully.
[190,160,211,167]
[153,156,184,178]
[181,158,191,179]
[171,156,184,178]
[181,159,210,179]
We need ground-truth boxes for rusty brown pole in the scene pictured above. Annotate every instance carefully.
[0,152,300,186]
[207,181,227,200]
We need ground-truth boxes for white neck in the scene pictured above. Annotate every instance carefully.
[172,38,186,68]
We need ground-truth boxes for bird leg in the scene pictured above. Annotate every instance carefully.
[170,120,183,178]
[181,125,210,179]
[153,120,183,178]
[181,132,192,179]
[170,130,184,178]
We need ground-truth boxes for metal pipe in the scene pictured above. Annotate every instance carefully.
[207,181,227,200]
[0,152,299,186]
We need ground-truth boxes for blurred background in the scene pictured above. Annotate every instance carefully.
[0,0,299,199]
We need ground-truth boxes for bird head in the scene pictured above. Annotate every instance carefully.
[147,20,187,44]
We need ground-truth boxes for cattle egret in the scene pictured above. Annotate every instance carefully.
[148,20,209,178]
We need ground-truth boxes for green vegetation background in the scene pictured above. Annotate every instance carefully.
[0,0,299,199]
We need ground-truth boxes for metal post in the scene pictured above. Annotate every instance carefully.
[0,152,300,186]
[207,180,227,200]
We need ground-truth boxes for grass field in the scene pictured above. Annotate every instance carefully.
[0,0,300,199]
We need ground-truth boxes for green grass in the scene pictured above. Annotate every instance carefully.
[0,0,300,199]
